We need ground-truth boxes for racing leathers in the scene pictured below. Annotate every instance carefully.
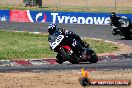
[110,16,120,27]
[48,27,87,54]
[110,15,121,35]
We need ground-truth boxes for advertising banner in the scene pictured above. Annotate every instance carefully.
[0,10,10,21]
[10,10,47,22]
[49,12,110,25]
[48,12,132,25]
[9,10,132,25]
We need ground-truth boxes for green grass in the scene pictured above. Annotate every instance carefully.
[0,30,119,60]
[0,5,132,13]
[83,38,118,54]
[0,31,56,59]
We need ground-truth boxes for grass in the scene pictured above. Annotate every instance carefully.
[83,38,118,54]
[0,31,56,59]
[0,5,132,13]
[0,30,119,60]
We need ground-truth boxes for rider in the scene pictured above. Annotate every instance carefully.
[48,23,88,50]
[110,12,123,35]
[110,12,132,35]
[110,12,120,27]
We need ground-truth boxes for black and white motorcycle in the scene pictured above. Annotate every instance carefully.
[110,16,132,39]
[49,32,98,64]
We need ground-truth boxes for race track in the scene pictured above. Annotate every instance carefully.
[0,22,132,72]
[0,22,132,46]
[0,60,132,72]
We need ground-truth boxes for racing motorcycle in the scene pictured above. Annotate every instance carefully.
[49,32,98,64]
[110,16,132,39]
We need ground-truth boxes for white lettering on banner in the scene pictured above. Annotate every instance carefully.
[51,13,58,23]
[94,17,104,24]
[70,17,77,23]
[51,13,110,24]
[65,16,70,23]
[104,17,110,24]
[58,16,65,23]
[86,17,93,24]
[78,17,85,24]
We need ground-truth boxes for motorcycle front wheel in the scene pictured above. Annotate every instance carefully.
[56,54,64,64]
[60,48,79,64]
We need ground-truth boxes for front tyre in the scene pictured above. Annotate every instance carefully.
[60,48,79,64]
[56,54,64,64]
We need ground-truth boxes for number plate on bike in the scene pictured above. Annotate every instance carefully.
[50,35,64,50]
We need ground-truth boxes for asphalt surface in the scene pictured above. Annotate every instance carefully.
[0,60,132,72]
[0,22,132,46]
[0,22,132,72]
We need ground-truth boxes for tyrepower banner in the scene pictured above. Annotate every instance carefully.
[0,10,10,21]
[48,12,132,25]
[9,10,132,25]
[10,10,110,24]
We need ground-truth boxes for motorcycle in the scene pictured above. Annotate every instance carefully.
[49,32,98,64]
[110,16,132,39]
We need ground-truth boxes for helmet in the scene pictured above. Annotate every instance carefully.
[110,12,116,18]
[48,23,57,35]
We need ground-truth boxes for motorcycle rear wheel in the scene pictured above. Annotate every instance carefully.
[122,33,132,39]
[88,51,98,63]
[120,28,132,39]
[89,54,98,63]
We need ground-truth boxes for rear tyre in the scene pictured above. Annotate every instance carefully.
[122,33,131,39]
[88,51,98,63]
[89,54,98,63]
[129,28,132,33]
[120,28,132,39]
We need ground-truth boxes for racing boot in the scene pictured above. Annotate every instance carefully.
[81,41,89,48]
